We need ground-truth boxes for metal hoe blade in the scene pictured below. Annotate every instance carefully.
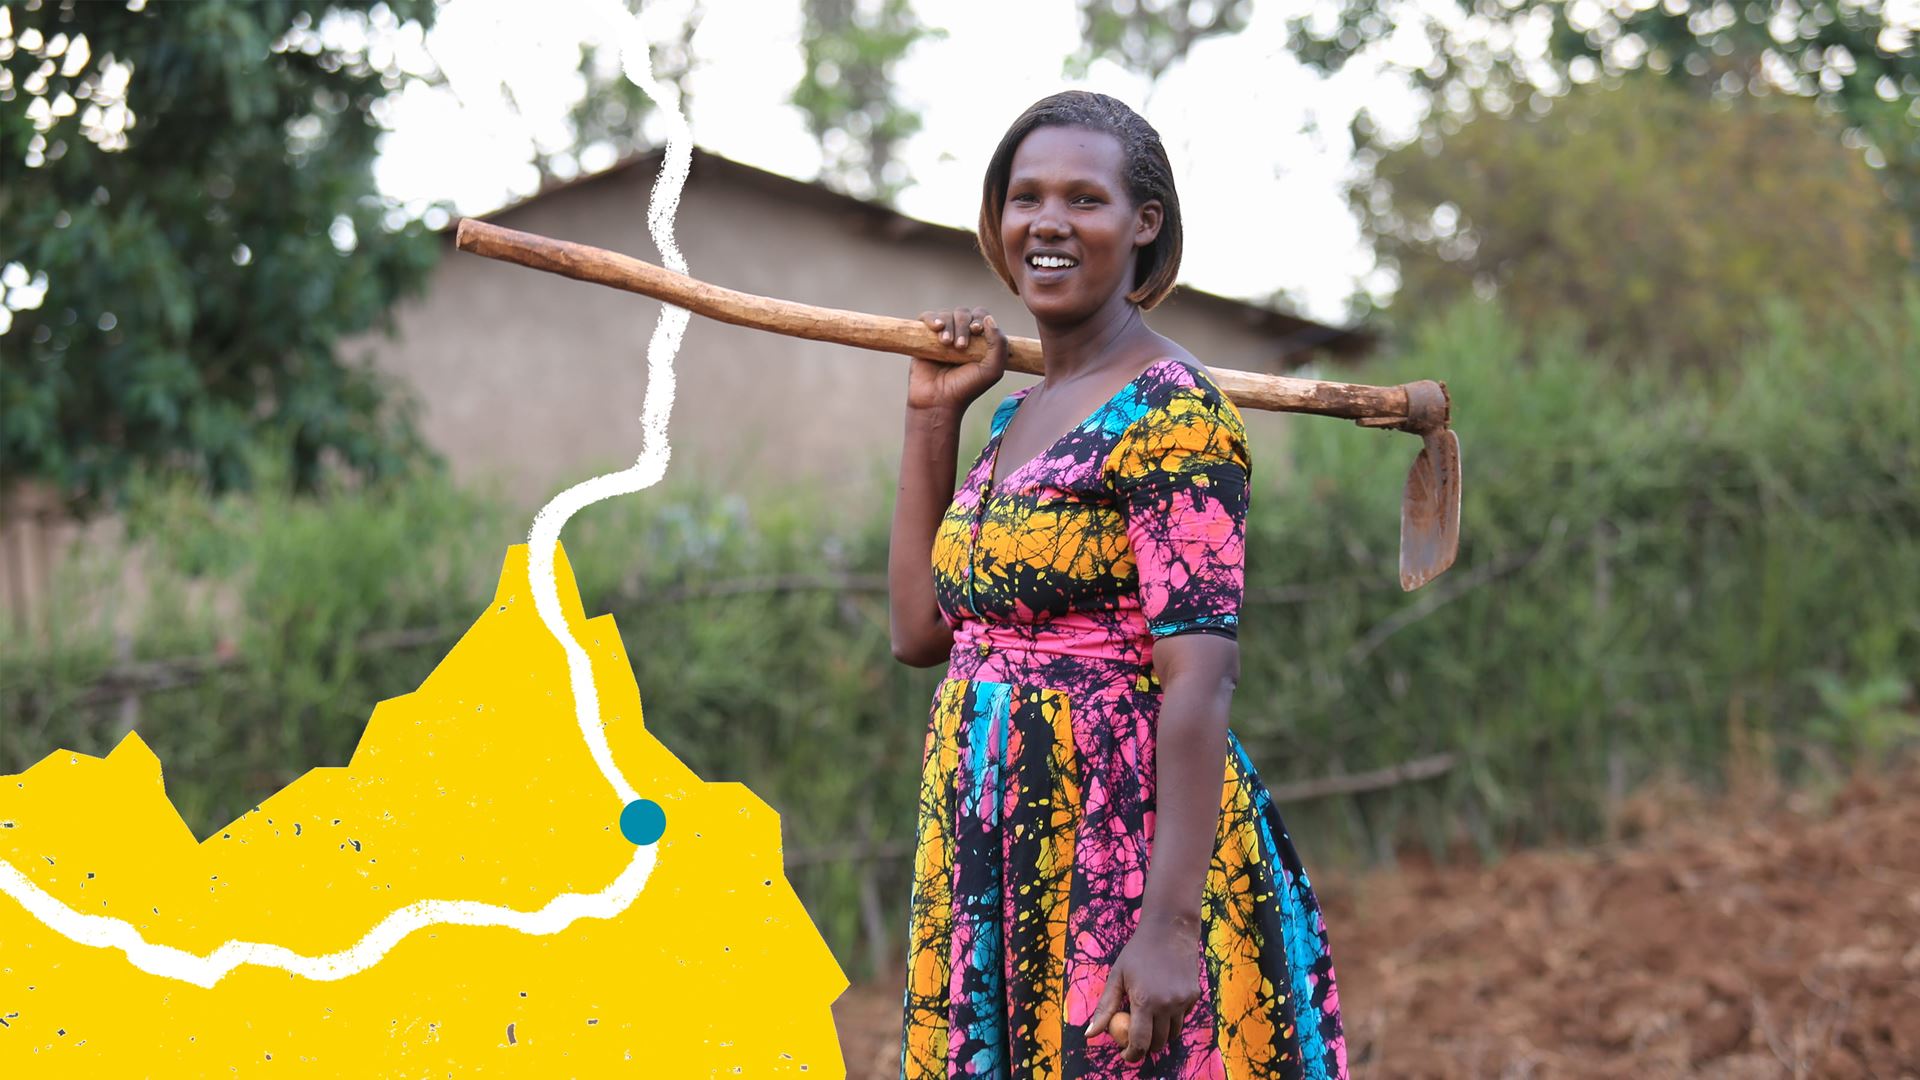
[1372,379,1461,591]
[1400,427,1462,590]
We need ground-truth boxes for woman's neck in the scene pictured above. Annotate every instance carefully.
[1033,291,1166,386]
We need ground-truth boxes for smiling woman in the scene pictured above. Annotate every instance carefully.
[886,91,1349,1078]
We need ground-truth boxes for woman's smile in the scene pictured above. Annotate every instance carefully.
[1023,247,1079,284]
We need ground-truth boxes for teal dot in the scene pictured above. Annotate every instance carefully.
[620,799,666,845]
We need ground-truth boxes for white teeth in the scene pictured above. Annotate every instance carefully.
[1029,255,1075,269]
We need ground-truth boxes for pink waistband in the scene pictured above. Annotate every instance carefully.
[947,624,1155,673]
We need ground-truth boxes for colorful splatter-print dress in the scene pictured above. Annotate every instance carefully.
[899,357,1349,1078]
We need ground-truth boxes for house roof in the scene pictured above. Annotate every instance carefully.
[458,145,1375,362]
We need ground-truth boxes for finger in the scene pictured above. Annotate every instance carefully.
[1084,972,1125,1039]
[1150,1008,1175,1057]
[1123,1000,1154,1062]
[953,307,969,349]
[982,317,1007,366]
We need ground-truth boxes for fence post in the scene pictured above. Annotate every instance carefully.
[115,631,141,738]
[856,805,891,981]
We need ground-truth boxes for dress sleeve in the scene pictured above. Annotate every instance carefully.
[1103,380,1252,640]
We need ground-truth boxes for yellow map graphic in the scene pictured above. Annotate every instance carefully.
[0,544,848,1074]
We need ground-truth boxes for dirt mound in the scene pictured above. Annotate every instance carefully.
[832,762,1920,1078]
[1323,764,1920,1078]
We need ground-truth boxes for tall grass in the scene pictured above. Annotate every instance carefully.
[3,286,1914,978]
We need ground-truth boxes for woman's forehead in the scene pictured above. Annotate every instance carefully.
[1008,126,1126,186]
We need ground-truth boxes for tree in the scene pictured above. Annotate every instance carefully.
[1360,73,1907,366]
[1,0,444,511]
[543,0,696,183]
[1282,0,1920,273]
[1066,0,1255,83]
[791,0,941,203]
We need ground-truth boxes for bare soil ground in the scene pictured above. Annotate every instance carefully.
[830,759,1920,1078]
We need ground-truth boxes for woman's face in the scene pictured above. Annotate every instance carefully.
[1000,125,1162,326]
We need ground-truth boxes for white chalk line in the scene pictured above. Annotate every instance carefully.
[528,3,693,802]
[0,4,691,990]
[0,849,654,991]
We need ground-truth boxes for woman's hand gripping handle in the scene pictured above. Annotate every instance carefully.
[909,306,1008,412]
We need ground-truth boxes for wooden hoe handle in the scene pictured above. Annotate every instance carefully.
[454,219,1450,433]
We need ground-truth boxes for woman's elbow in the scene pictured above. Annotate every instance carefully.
[1153,634,1241,695]
[888,607,953,667]
[889,623,950,667]
[890,637,947,668]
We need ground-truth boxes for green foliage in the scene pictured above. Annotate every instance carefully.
[0,0,444,510]
[4,290,1914,975]
[1360,74,1908,366]
[791,0,942,203]
[1284,0,1920,274]
[1066,0,1254,82]
[1805,670,1916,756]
[1234,281,1918,858]
[538,0,692,181]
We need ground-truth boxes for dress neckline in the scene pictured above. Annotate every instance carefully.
[986,356,1183,490]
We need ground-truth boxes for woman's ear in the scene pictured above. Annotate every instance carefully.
[1134,199,1164,248]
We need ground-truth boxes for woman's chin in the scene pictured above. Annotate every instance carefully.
[1019,290,1093,325]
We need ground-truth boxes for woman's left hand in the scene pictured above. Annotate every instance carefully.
[1084,914,1203,1063]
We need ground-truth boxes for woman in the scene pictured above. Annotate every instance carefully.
[887,91,1347,1079]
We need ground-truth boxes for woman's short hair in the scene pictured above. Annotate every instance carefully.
[977,91,1184,311]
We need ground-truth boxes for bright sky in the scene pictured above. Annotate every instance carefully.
[374,0,1446,325]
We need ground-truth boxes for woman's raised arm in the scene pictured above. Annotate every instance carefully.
[887,307,1008,667]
